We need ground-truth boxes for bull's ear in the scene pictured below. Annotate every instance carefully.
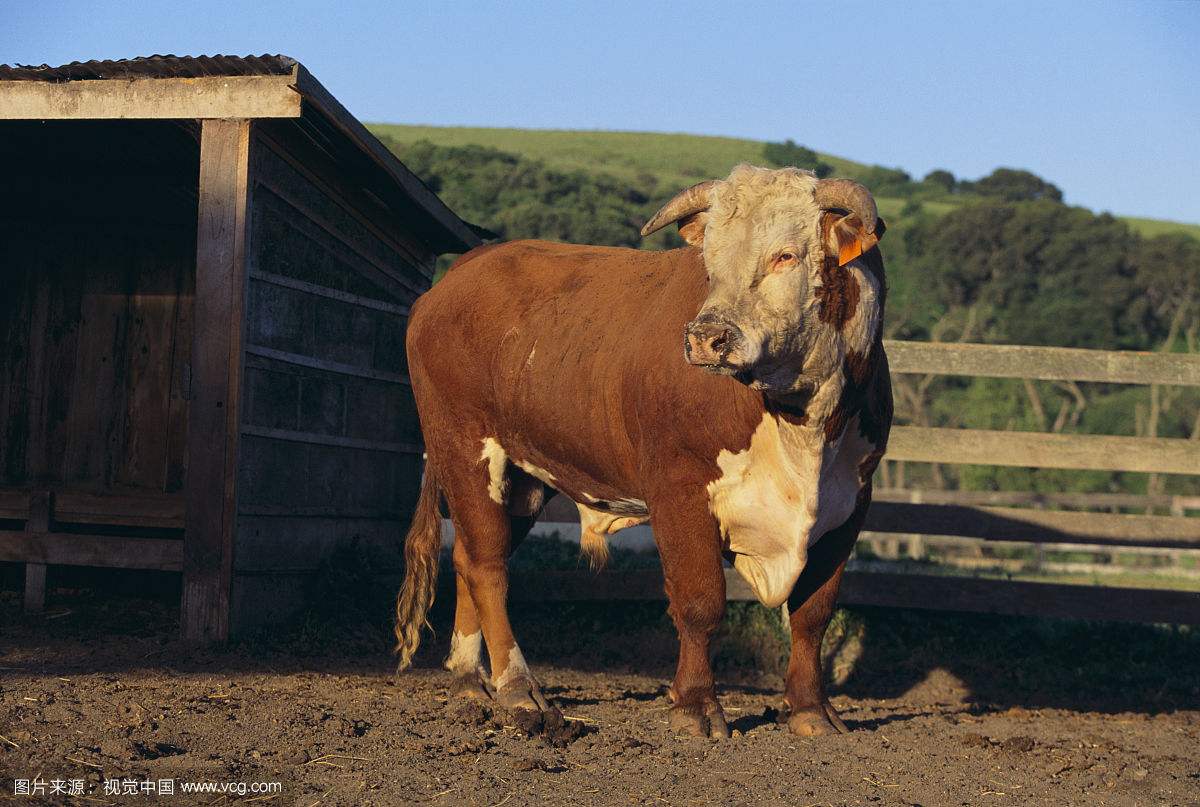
[676,211,709,247]
[825,213,886,267]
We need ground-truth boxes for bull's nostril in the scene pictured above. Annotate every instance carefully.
[710,329,730,353]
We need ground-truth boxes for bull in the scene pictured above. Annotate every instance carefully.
[394,165,892,738]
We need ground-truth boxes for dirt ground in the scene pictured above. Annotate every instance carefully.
[2,578,1199,807]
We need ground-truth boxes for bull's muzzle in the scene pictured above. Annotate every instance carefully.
[684,315,746,370]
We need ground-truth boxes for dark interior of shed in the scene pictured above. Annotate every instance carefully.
[0,120,200,595]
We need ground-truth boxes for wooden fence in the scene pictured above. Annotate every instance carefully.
[530,340,1200,626]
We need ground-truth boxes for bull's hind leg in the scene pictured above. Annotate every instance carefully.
[438,443,555,714]
[446,511,541,703]
[783,495,868,736]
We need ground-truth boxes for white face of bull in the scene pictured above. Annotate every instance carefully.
[642,165,884,396]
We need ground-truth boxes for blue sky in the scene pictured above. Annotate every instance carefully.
[5,1,1198,223]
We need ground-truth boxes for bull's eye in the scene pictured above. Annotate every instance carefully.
[771,251,798,270]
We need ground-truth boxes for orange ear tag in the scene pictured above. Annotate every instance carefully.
[838,239,863,266]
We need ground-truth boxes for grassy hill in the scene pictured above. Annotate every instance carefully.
[369,124,1200,241]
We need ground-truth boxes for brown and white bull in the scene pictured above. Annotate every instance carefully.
[394,165,892,738]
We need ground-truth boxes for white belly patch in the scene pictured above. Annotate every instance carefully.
[707,413,874,607]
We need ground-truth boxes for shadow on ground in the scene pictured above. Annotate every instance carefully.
[3,535,1198,718]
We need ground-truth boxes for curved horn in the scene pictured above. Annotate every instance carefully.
[813,178,878,234]
[640,180,719,238]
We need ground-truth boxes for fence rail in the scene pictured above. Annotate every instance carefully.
[883,339,1200,386]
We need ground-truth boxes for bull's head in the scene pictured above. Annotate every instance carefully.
[642,165,885,396]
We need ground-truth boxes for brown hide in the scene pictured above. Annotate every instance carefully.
[407,241,770,504]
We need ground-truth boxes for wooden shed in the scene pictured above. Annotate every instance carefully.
[0,55,480,640]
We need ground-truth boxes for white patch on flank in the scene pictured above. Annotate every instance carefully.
[706,400,876,608]
[444,630,483,675]
[512,458,556,487]
[492,643,531,690]
[480,438,509,504]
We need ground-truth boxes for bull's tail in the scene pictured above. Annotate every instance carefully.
[394,465,443,670]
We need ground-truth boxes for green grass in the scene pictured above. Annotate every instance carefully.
[368,123,1200,240]
[1120,215,1200,240]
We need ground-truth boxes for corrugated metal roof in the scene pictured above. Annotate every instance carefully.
[0,54,296,82]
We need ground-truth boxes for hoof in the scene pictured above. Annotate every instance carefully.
[668,701,730,739]
[495,676,559,718]
[786,701,850,737]
[450,667,494,702]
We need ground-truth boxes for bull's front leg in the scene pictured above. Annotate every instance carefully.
[652,498,730,738]
[782,493,869,736]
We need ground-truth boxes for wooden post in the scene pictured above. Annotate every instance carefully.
[23,491,52,612]
[181,119,252,642]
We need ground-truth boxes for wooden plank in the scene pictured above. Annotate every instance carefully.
[240,424,421,455]
[875,488,1191,511]
[22,491,51,612]
[865,501,1200,548]
[496,568,1200,625]
[0,530,182,570]
[164,237,195,494]
[249,269,410,316]
[887,425,1200,475]
[182,119,252,643]
[0,490,30,520]
[0,75,302,120]
[23,563,46,612]
[244,344,410,385]
[0,232,33,485]
[884,340,1200,387]
[33,232,86,488]
[117,231,178,489]
[54,491,185,529]
[62,233,129,487]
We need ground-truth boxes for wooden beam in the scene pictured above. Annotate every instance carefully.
[54,491,185,529]
[865,501,1200,548]
[887,425,1200,475]
[885,340,1200,387]
[249,269,410,316]
[874,488,1198,511]
[240,425,421,455]
[0,75,302,120]
[0,490,31,520]
[495,569,1200,625]
[243,344,410,385]
[182,119,252,643]
[22,491,51,613]
[23,563,46,612]
[0,530,183,571]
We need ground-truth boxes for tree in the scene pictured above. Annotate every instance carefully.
[859,165,914,196]
[761,139,833,177]
[922,169,957,193]
[973,167,1063,203]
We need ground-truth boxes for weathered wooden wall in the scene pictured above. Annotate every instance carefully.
[229,123,433,632]
[0,122,197,496]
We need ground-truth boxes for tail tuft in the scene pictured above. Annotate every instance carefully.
[394,465,443,670]
[579,529,610,571]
